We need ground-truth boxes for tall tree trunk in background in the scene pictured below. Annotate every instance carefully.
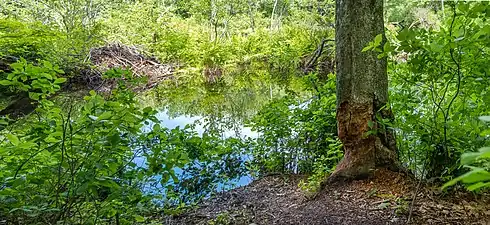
[329,0,401,181]
[247,0,256,32]
[270,0,278,30]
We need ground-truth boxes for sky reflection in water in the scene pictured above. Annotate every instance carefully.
[137,109,256,202]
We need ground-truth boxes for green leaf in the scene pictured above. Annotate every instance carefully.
[40,73,52,79]
[12,177,25,187]
[442,176,463,190]
[134,215,145,222]
[143,107,153,114]
[51,131,63,137]
[153,123,161,131]
[6,134,20,146]
[362,45,372,52]
[97,111,112,121]
[460,168,490,184]
[478,147,490,159]
[107,208,117,217]
[45,136,59,143]
[479,147,490,153]
[454,36,465,42]
[473,25,490,39]
[442,167,490,190]
[397,29,409,41]
[29,92,41,101]
[368,120,374,128]
[460,152,480,165]
[109,133,121,145]
[480,129,490,136]
[457,3,470,13]
[54,78,67,84]
[0,80,12,86]
[17,142,37,149]
[76,182,89,195]
[374,34,383,46]
[383,42,394,53]
[466,182,490,191]
[42,61,53,69]
[429,42,443,52]
[479,116,490,122]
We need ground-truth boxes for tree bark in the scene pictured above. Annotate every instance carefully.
[329,0,401,182]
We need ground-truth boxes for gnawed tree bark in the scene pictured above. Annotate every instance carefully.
[328,0,402,181]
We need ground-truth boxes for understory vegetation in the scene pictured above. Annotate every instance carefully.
[0,0,489,224]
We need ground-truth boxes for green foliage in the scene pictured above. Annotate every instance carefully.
[0,61,261,223]
[148,128,251,206]
[385,0,440,25]
[208,212,232,225]
[1,0,104,73]
[0,69,191,224]
[362,34,383,53]
[443,116,490,191]
[386,2,490,180]
[0,59,65,100]
[0,18,61,62]
[248,74,341,175]
[298,145,341,194]
[3,0,490,223]
[101,0,333,82]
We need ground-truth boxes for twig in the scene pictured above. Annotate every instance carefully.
[407,178,423,224]
[303,39,334,74]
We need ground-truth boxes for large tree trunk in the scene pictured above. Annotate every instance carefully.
[329,0,401,181]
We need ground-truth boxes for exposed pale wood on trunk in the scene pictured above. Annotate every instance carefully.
[328,0,402,182]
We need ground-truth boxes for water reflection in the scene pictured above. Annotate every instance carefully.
[156,111,258,139]
[136,110,256,203]
[138,77,284,205]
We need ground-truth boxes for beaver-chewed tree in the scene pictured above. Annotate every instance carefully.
[329,0,403,181]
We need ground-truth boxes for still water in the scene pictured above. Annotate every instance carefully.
[137,110,255,200]
[136,78,287,204]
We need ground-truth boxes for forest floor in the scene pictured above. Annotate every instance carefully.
[164,169,490,225]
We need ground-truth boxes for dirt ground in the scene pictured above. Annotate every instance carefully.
[164,169,490,225]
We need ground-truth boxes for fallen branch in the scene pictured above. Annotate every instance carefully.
[302,39,334,74]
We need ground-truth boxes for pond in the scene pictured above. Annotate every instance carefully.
[136,75,294,205]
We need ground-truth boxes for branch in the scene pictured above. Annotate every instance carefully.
[303,39,334,74]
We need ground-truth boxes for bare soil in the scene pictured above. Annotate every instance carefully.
[165,169,490,225]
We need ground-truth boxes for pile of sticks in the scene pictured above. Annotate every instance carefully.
[82,43,175,92]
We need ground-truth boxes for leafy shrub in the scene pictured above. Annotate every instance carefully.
[0,19,60,62]
[1,0,104,73]
[248,74,341,174]
[0,59,66,100]
[298,144,342,194]
[387,2,490,180]
[0,69,189,224]
[101,0,332,83]
[443,116,490,191]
